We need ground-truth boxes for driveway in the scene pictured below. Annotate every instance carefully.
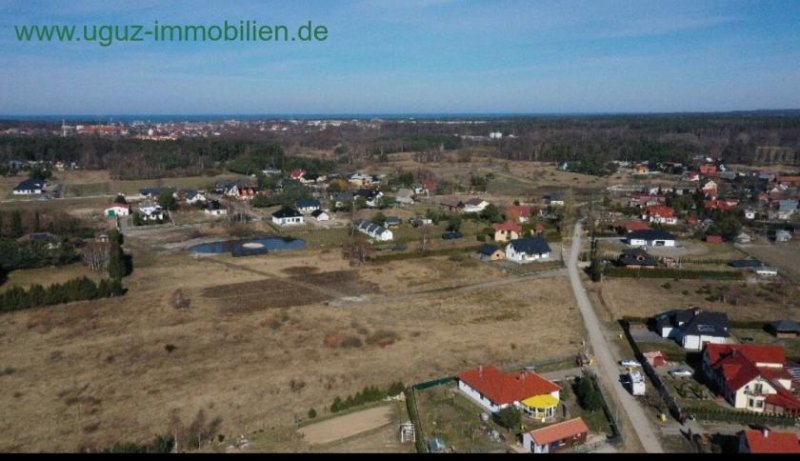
[567,222,664,453]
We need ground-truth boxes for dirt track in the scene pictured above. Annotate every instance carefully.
[298,405,395,446]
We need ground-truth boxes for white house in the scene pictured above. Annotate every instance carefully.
[521,418,589,454]
[12,179,45,195]
[505,236,551,264]
[703,344,800,414]
[457,365,560,421]
[311,209,330,221]
[395,188,415,205]
[184,190,207,205]
[744,209,756,220]
[625,229,677,247]
[272,207,304,226]
[105,205,130,218]
[204,200,227,216]
[754,266,778,277]
[654,307,730,351]
[355,219,393,241]
[463,198,489,213]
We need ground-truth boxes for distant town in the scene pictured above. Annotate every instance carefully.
[1,113,800,454]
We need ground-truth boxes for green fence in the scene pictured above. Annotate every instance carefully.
[413,377,455,391]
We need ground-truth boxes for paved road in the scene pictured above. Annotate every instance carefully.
[566,221,664,453]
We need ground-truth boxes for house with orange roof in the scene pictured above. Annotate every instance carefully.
[699,164,717,176]
[522,417,589,453]
[738,428,800,454]
[702,343,800,415]
[457,364,561,420]
[506,205,533,224]
[612,219,652,234]
[778,176,800,187]
[493,221,523,242]
[642,205,677,225]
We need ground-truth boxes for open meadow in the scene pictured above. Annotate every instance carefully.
[0,232,583,452]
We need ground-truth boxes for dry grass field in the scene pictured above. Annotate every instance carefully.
[593,278,800,322]
[0,263,100,293]
[739,241,800,282]
[0,234,583,452]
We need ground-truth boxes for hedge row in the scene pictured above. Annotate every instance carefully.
[330,382,405,413]
[0,277,125,313]
[684,406,798,427]
[604,267,742,280]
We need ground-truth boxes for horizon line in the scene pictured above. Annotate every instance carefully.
[2,108,800,122]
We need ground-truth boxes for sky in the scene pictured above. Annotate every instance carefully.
[1,0,799,115]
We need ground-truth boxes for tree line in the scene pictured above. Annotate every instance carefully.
[0,276,125,313]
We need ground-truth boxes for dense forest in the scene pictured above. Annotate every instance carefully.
[2,113,799,180]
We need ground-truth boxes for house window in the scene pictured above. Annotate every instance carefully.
[756,400,764,409]
[754,383,763,394]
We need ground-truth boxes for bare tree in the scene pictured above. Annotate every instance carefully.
[81,240,110,272]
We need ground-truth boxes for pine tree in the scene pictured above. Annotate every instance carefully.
[10,210,23,238]
[108,234,126,280]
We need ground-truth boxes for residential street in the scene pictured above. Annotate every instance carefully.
[567,221,664,453]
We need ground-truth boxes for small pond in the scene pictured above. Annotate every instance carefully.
[189,236,306,255]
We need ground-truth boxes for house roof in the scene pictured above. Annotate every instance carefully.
[626,229,676,241]
[457,365,560,405]
[681,311,729,338]
[613,219,652,232]
[464,197,486,206]
[508,236,551,255]
[493,222,523,234]
[729,259,763,268]
[297,199,321,208]
[272,207,302,218]
[743,429,800,453]
[706,344,786,368]
[644,205,675,218]
[478,244,501,256]
[311,209,328,217]
[619,248,657,267]
[779,200,798,212]
[139,187,176,196]
[528,418,589,446]
[770,320,800,334]
[14,179,46,191]
[506,205,532,218]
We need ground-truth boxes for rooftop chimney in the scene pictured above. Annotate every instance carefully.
[763,427,770,438]
[479,365,483,377]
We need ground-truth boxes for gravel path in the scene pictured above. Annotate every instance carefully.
[567,221,664,453]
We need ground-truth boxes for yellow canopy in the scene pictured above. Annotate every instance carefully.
[521,394,559,409]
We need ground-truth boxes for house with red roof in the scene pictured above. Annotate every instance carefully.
[642,205,677,225]
[612,219,652,234]
[457,365,560,420]
[702,344,800,415]
[493,221,523,242]
[506,205,534,224]
[522,417,589,453]
[289,169,306,181]
[778,176,800,187]
[699,164,718,176]
[739,428,800,453]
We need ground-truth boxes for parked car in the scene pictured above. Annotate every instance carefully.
[620,359,641,368]
[442,231,463,240]
[668,368,693,378]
